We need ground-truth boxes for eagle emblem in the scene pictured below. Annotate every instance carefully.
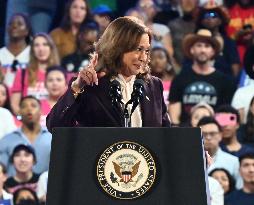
[113,161,141,184]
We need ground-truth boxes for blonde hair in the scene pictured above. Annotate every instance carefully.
[28,33,60,86]
[95,16,152,79]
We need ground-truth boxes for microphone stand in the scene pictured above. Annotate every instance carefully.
[123,102,132,127]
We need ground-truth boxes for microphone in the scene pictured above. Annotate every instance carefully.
[109,80,123,109]
[129,79,145,115]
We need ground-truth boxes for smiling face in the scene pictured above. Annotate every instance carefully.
[13,150,34,174]
[69,0,87,25]
[120,33,150,78]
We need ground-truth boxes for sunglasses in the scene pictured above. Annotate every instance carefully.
[203,11,219,19]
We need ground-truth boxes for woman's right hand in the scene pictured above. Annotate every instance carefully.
[71,53,98,92]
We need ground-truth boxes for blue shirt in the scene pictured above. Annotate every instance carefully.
[220,143,254,158]
[0,127,52,176]
[225,189,254,205]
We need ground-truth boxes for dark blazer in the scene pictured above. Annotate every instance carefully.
[46,75,171,132]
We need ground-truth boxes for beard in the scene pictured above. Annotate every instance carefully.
[194,54,210,65]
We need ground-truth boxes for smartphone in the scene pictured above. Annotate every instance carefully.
[215,113,237,126]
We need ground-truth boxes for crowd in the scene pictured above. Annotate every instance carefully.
[0,0,254,205]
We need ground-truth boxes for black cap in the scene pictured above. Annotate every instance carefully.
[10,144,37,163]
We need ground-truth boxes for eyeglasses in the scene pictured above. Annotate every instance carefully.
[203,11,219,19]
[202,131,219,139]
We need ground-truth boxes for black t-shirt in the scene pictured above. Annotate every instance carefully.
[4,173,39,194]
[61,52,90,73]
[225,189,254,205]
[168,68,236,123]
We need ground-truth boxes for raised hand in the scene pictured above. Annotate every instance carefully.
[71,53,98,92]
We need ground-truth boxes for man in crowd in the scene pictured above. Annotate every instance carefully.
[216,105,254,157]
[225,152,254,205]
[0,95,52,176]
[4,144,39,194]
[197,116,242,188]
[168,29,236,125]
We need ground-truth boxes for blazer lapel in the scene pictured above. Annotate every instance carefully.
[140,80,153,126]
[95,77,124,126]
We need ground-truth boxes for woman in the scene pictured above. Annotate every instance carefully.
[50,0,93,59]
[150,46,175,105]
[11,33,59,115]
[0,82,12,112]
[209,168,235,195]
[0,13,32,88]
[40,66,67,127]
[46,16,171,132]
[190,102,215,127]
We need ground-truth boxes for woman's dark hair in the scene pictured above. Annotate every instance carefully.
[224,0,254,8]
[9,13,33,44]
[150,46,175,77]
[209,168,235,195]
[0,82,12,112]
[245,96,254,143]
[60,0,93,31]
[13,187,39,205]
[46,65,67,80]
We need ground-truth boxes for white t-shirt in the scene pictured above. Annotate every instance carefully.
[231,84,254,123]
[37,171,48,199]
[208,176,224,205]
[1,189,13,205]
[0,46,30,87]
[0,108,16,140]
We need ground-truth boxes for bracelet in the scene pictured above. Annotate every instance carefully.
[72,87,85,97]
[71,82,85,97]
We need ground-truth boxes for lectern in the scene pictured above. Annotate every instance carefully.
[46,127,208,205]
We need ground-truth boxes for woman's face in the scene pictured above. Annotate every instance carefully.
[0,84,7,107]
[70,0,87,25]
[121,33,150,78]
[191,107,211,127]
[33,36,51,63]
[8,15,28,40]
[46,71,67,98]
[211,170,230,193]
[150,49,168,73]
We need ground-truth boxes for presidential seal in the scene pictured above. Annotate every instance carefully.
[97,141,156,199]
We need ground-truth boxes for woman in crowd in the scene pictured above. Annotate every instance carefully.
[0,82,12,112]
[150,46,175,105]
[190,102,214,127]
[47,16,171,131]
[0,13,32,88]
[209,168,236,195]
[50,0,93,59]
[40,66,67,127]
[11,33,59,115]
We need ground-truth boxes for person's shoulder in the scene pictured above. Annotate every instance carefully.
[220,149,239,162]
[0,46,8,54]
[5,176,15,185]
[50,27,64,34]
[0,107,12,117]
